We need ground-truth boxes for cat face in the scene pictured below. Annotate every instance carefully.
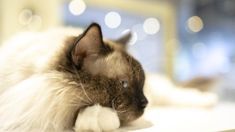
[65,23,148,124]
[109,53,148,123]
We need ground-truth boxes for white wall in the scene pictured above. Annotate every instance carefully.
[0,0,62,42]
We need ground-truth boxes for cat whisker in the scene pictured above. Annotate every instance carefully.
[116,109,128,113]
[57,65,75,74]
[77,78,93,104]
[73,95,91,105]
[111,97,127,113]
[72,65,94,104]
[69,95,92,106]
[111,98,116,110]
[60,62,94,105]
[68,102,89,107]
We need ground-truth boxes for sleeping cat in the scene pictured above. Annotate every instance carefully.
[0,23,148,131]
[0,22,218,132]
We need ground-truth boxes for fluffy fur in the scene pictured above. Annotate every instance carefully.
[0,24,147,131]
[74,104,120,132]
[0,23,217,132]
[144,74,218,107]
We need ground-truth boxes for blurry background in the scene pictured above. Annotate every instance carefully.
[0,0,235,101]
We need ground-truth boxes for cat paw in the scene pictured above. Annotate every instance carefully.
[74,104,120,132]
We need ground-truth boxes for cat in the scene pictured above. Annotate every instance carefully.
[144,73,218,107]
[0,23,148,132]
[0,22,218,132]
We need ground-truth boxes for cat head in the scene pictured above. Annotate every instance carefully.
[64,23,148,124]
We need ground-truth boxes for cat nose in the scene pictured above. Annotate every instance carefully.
[140,97,148,108]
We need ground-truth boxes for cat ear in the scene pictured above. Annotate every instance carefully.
[72,23,103,66]
[115,31,132,47]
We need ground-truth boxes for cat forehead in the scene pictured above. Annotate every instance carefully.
[103,51,130,78]
[103,49,143,80]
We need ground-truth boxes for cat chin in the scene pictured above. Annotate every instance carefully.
[118,109,145,125]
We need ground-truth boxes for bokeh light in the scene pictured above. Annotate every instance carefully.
[28,15,43,30]
[18,9,33,26]
[18,9,42,30]
[143,18,160,35]
[105,11,121,29]
[200,45,230,75]
[69,0,86,16]
[192,42,207,59]
[132,24,147,41]
[187,16,204,33]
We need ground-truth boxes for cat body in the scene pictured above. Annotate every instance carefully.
[0,23,218,132]
[145,74,218,107]
[0,24,147,131]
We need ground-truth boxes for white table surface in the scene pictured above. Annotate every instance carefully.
[118,102,235,132]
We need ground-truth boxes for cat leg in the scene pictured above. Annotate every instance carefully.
[74,104,120,132]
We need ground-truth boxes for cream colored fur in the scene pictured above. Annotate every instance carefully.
[0,28,218,132]
[74,104,120,132]
[145,74,218,107]
[0,28,121,132]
